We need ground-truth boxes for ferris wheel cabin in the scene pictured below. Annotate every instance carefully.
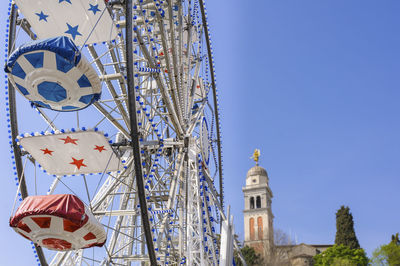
[10,194,106,251]
[5,36,101,111]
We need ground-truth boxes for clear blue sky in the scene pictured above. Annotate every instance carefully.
[0,1,399,264]
[206,0,400,257]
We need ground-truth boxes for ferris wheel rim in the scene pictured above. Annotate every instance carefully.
[6,3,49,265]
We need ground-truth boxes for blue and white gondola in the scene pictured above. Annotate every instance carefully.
[5,36,101,111]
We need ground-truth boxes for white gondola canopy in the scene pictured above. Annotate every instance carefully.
[5,36,101,111]
[14,0,118,46]
[17,130,122,176]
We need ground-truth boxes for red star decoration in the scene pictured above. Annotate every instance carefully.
[60,136,78,145]
[40,148,54,155]
[94,145,106,152]
[69,157,87,170]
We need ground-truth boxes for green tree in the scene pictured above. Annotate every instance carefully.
[215,234,263,265]
[371,233,400,266]
[313,244,369,266]
[335,206,361,249]
[234,245,264,266]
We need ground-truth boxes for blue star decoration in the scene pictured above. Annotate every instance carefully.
[58,0,71,3]
[65,23,82,40]
[35,11,49,22]
[88,4,101,15]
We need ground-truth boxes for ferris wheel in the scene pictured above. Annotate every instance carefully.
[4,0,244,265]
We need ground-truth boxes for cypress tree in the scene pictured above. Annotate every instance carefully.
[335,206,360,249]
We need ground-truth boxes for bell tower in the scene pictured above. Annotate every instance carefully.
[243,150,274,258]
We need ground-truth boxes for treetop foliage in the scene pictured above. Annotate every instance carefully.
[371,233,400,266]
[335,205,361,249]
[313,244,368,266]
[391,233,400,245]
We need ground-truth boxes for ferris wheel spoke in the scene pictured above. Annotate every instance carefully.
[93,102,130,138]
[186,39,203,119]
[183,18,202,121]
[133,29,184,136]
[137,89,176,132]
[167,1,184,114]
[33,106,59,131]
[106,182,137,259]
[199,163,220,261]
[186,100,207,137]
[91,161,135,211]
[156,150,184,247]
[87,46,130,129]
[177,2,185,111]
[137,73,176,126]
[181,3,193,116]
[106,44,130,109]
[153,13,185,123]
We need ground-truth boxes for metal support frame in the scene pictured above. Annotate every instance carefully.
[125,0,157,265]
[185,146,205,265]
[220,206,234,266]
[6,1,232,265]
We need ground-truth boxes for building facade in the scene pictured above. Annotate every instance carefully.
[242,165,274,258]
[242,162,331,265]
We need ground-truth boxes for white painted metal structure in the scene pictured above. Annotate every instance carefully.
[219,206,235,266]
[6,0,247,265]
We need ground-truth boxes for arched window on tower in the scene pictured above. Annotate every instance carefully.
[250,197,254,209]
[257,217,263,240]
[249,218,255,240]
[256,196,261,208]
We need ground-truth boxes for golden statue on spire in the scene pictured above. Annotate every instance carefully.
[251,149,260,165]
